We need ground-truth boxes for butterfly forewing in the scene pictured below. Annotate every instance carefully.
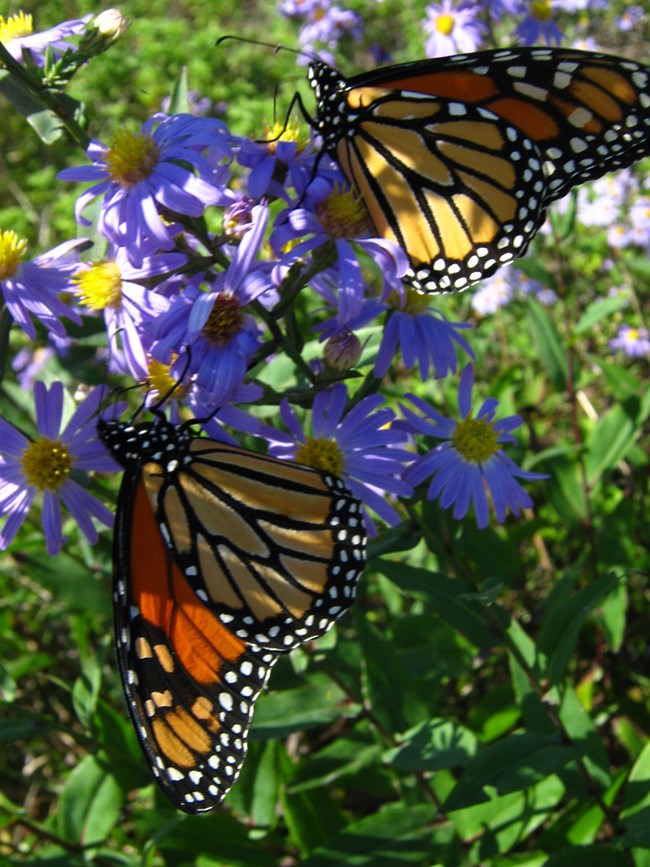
[309,46,650,293]
[147,440,365,652]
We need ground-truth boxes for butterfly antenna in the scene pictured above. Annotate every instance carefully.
[216,34,320,65]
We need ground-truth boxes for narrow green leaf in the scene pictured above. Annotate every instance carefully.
[584,398,644,485]
[558,688,611,788]
[385,718,478,771]
[542,846,629,866]
[375,560,497,650]
[56,755,123,846]
[537,572,620,684]
[444,733,573,811]
[574,295,629,334]
[526,298,567,389]
[357,611,407,734]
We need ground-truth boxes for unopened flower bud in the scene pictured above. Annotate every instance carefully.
[79,9,129,56]
[323,331,362,372]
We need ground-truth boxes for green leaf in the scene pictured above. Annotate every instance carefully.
[300,803,440,866]
[252,675,358,737]
[282,785,347,857]
[537,571,620,684]
[526,298,567,390]
[542,846,629,867]
[55,755,123,846]
[558,688,611,789]
[0,73,66,143]
[375,560,497,650]
[72,656,102,730]
[574,295,629,335]
[444,734,573,811]
[357,611,407,734]
[385,718,478,771]
[584,397,645,486]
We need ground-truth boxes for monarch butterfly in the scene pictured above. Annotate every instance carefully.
[303,46,650,292]
[97,414,366,812]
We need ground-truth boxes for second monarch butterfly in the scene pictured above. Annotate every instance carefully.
[302,46,650,293]
[97,413,366,812]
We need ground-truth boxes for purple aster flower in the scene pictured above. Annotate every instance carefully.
[423,0,486,57]
[272,177,408,296]
[263,384,413,531]
[402,365,546,528]
[0,232,85,338]
[0,383,124,555]
[471,272,516,315]
[71,247,185,377]
[58,113,233,267]
[236,122,318,201]
[311,269,387,341]
[609,324,650,358]
[150,203,274,404]
[515,1,564,46]
[617,6,645,32]
[374,288,474,380]
[298,2,363,52]
[0,11,90,65]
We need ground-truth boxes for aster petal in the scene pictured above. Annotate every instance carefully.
[0,419,29,458]
[312,385,347,439]
[457,364,475,418]
[36,381,63,438]
[60,480,114,541]
[0,487,34,549]
[42,489,65,555]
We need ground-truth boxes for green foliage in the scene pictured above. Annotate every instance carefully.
[1,0,649,865]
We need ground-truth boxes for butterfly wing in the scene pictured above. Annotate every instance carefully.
[311,47,650,292]
[144,440,366,653]
[113,465,279,813]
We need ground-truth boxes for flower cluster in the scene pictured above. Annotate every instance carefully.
[0,7,552,555]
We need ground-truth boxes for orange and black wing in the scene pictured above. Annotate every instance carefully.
[144,440,366,653]
[309,47,650,292]
[113,465,279,813]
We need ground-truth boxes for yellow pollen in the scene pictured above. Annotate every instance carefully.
[263,119,309,155]
[0,230,28,280]
[388,285,431,315]
[315,185,369,239]
[146,356,189,400]
[530,0,551,22]
[627,328,640,341]
[0,12,33,43]
[436,13,455,36]
[22,438,72,490]
[73,260,122,310]
[295,437,345,478]
[201,293,244,345]
[451,417,499,463]
[105,129,160,187]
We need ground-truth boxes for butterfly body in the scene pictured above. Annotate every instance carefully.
[98,416,366,812]
[307,47,650,292]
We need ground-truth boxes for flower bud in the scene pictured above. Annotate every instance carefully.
[79,9,129,56]
[323,331,362,372]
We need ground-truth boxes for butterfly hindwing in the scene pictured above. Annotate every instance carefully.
[309,46,650,293]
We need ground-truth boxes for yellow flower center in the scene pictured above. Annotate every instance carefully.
[387,285,431,315]
[295,436,345,478]
[315,185,369,239]
[436,13,455,36]
[263,119,309,156]
[146,356,189,400]
[22,438,72,490]
[201,293,244,345]
[530,0,551,22]
[0,12,33,43]
[0,230,28,279]
[626,328,639,341]
[451,417,499,463]
[73,260,122,310]
[105,129,160,187]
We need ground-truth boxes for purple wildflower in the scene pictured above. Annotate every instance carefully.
[263,384,413,531]
[515,0,564,45]
[609,324,650,358]
[58,114,233,267]
[150,204,274,404]
[423,0,486,57]
[0,383,123,555]
[0,233,85,338]
[402,365,546,528]
[374,288,474,380]
[0,11,90,65]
